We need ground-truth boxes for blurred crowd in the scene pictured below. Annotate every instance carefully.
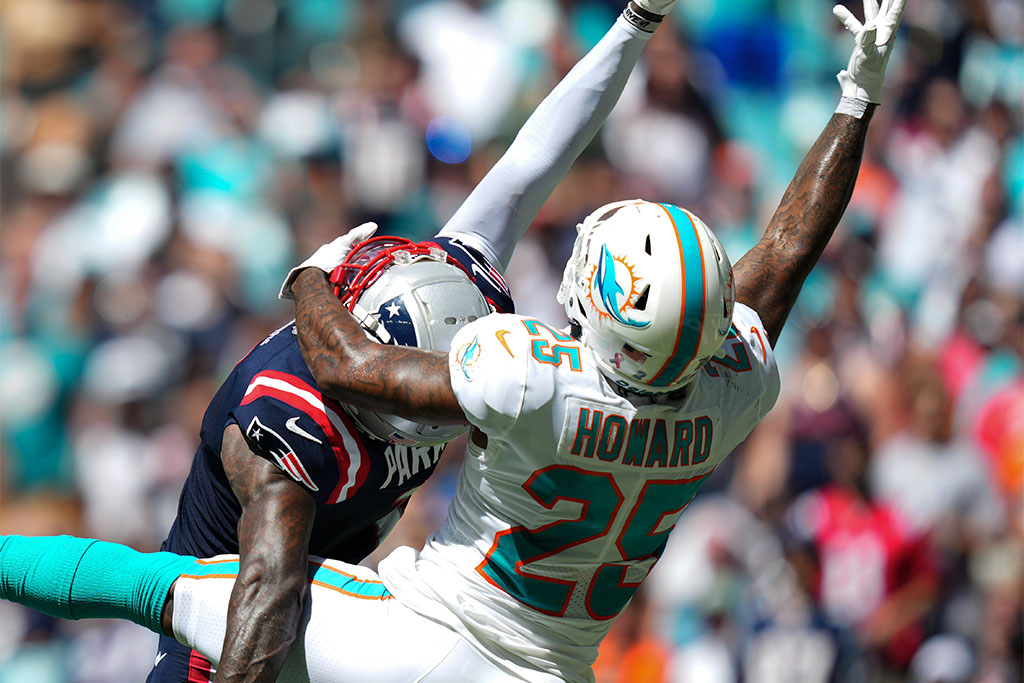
[0,0,1021,681]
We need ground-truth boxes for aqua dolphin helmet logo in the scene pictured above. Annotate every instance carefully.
[589,244,649,329]
[455,335,481,380]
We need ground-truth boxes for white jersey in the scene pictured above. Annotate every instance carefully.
[379,303,780,682]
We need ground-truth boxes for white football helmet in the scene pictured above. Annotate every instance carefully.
[329,237,491,445]
[557,200,734,395]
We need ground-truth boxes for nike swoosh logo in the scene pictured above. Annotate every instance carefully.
[154,652,167,667]
[285,417,322,444]
[495,330,514,357]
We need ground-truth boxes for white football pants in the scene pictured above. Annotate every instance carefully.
[170,555,518,682]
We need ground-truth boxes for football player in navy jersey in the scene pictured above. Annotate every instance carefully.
[142,5,663,680]
[150,236,496,681]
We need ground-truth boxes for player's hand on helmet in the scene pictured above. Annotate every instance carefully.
[834,0,906,104]
[279,222,378,300]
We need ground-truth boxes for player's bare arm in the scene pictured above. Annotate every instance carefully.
[734,0,904,346]
[733,109,872,346]
[216,424,316,683]
[292,268,467,425]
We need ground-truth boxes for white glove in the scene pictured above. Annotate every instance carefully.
[279,222,378,300]
[632,0,675,16]
[834,0,906,104]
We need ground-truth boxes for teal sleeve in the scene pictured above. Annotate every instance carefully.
[0,535,198,633]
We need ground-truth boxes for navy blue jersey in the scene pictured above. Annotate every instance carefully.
[161,237,513,564]
[431,236,513,315]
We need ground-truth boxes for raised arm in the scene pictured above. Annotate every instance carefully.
[215,425,317,682]
[281,1,675,398]
[292,268,466,425]
[733,0,904,346]
[733,111,872,346]
[436,0,671,270]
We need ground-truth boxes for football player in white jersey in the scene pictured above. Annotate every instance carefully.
[0,1,906,681]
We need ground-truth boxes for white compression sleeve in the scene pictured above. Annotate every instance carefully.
[436,13,653,271]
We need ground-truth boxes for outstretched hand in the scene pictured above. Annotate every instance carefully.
[834,0,906,104]
[279,222,378,300]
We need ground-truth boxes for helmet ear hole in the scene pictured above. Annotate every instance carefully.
[644,234,652,255]
[710,238,723,263]
[575,297,587,318]
[634,285,650,311]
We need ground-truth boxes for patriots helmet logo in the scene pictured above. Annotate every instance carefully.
[588,244,649,329]
[375,296,418,346]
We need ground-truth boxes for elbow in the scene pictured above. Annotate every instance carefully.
[308,364,346,399]
[306,348,391,409]
[300,331,377,403]
[308,359,373,406]
[302,345,357,400]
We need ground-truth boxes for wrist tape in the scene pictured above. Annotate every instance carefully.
[836,96,870,119]
[623,1,663,33]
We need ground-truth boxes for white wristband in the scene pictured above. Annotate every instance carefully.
[836,96,869,119]
[622,1,663,33]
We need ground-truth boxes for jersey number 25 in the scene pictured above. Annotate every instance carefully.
[476,465,710,619]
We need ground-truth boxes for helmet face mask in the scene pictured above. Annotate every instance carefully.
[329,237,491,445]
[557,200,734,395]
